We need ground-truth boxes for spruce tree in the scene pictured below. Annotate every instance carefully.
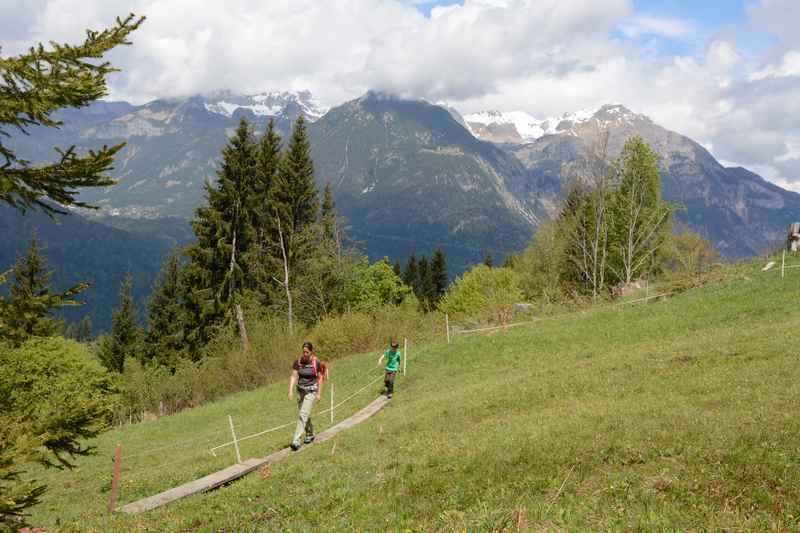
[267,115,320,268]
[145,251,185,366]
[263,116,320,318]
[183,118,259,350]
[483,250,494,268]
[321,182,337,243]
[252,119,282,233]
[417,255,432,304]
[77,317,92,342]
[430,249,448,304]
[0,14,144,214]
[393,260,402,278]
[402,253,418,290]
[1,232,87,346]
[98,274,141,373]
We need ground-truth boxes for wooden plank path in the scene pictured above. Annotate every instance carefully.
[119,395,390,514]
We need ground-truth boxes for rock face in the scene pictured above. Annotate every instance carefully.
[496,104,798,258]
[307,92,557,269]
[6,92,327,219]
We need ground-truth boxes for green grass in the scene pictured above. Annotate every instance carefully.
[27,263,800,531]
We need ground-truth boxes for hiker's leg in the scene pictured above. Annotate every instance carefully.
[304,391,316,437]
[386,372,395,394]
[291,390,309,446]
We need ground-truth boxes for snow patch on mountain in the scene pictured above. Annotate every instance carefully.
[203,90,328,121]
[464,104,644,143]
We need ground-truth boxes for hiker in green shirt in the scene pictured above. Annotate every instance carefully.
[377,339,401,399]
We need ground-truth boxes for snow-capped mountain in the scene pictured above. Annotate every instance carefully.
[464,104,644,144]
[202,90,328,122]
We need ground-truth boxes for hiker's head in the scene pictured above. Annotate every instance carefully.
[302,341,313,356]
[390,339,399,349]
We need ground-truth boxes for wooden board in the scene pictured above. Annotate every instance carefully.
[119,395,390,514]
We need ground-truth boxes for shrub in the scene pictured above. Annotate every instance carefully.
[1,337,115,526]
[514,220,571,305]
[439,265,524,326]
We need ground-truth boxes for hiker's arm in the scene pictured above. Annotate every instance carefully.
[316,374,324,401]
[377,353,384,366]
[288,370,298,400]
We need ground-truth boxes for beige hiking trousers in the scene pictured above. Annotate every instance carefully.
[292,389,316,446]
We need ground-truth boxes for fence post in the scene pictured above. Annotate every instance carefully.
[330,381,334,423]
[403,338,408,376]
[446,314,451,344]
[782,249,786,279]
[228,415,241,464]
[108,443,122,513]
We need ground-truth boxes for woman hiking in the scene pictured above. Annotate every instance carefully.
[288,341,326,451]
[377,338,402,399]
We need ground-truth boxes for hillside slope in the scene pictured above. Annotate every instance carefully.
[27,260,800,531]
[0,207,178,331]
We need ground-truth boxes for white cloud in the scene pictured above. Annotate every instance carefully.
[1,0,799,188]
[750,50,800,80]
[620,15,692,39]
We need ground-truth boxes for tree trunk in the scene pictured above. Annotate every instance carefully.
[235,303,250,351]
[275,213,293,334]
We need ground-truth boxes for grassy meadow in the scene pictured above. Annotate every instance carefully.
[27,260,800,531]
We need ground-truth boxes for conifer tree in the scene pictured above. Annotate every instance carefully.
[252,119,282,232]
[483,250,494,268]
[267,115,320,267]
[430,249,448,304]
[393,260,402,278]
[417,255,432,304]
[77,317,92,342]
[98,274,141,373]
[264,116,320,322]
[145,252,185,366]
[0,14,144,214]
[183,118,259,349]
[321,182,337,243]
[1,232,87,346]
[403,253,418,290]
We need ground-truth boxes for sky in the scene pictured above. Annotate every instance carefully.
[2,0,799,190]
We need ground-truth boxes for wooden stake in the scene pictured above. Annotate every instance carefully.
[330,381,334,423]
[108,444,122,513]
[782,249,786,279]
[403,338,408,376]
[445,314,450,344]
[228,415,241,464]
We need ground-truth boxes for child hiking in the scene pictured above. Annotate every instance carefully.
[377,339,402,399]
[288,341,326,451]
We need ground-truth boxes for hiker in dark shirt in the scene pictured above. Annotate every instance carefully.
[288,341,326,451]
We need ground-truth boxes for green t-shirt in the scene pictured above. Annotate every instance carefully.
[383,349,402,372]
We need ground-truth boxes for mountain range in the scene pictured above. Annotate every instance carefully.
[3,90,797,329]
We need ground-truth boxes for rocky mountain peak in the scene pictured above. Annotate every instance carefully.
[201,90,328,121]
[464,103,654,144]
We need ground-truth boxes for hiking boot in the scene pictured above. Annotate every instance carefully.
[303,435,315,444]
[290,442,301,451]
[387,393,393,399]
